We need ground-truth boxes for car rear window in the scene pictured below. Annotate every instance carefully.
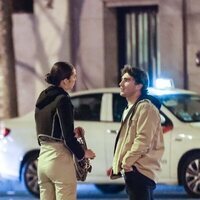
[158,94,200,122]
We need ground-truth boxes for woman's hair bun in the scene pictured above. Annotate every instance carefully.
[45,73,56,85]
[45,62,74,86]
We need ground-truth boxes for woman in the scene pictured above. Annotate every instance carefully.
[35,61,96,200]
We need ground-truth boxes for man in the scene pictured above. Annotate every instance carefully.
[111,65,164,200]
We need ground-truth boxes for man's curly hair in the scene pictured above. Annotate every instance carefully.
[121,65,149,95]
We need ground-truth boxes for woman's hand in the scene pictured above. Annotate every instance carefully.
[74,126,84,138]
[84,149,96,159]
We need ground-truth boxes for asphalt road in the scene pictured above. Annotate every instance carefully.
[0,180,198,200]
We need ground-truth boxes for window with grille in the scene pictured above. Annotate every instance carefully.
[117,6,158,86]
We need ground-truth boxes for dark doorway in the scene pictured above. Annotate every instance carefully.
[117,6,158,86]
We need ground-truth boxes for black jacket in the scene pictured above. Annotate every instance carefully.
[35,86,84,160]
[142,94,161,110]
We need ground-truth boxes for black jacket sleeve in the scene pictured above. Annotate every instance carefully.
[57,95,85,160]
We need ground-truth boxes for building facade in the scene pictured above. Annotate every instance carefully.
[12,0,200,115]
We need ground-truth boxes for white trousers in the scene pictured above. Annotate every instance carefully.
[38,142,77,200]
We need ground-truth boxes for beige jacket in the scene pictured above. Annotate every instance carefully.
[112,99,164,182]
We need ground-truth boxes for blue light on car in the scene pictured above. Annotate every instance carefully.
[154,78,175,89]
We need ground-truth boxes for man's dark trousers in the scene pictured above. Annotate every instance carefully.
[124,166,156,200]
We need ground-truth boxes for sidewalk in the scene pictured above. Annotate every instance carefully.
[0,180,192,200]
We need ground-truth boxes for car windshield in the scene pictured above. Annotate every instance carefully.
[158,94,200,122]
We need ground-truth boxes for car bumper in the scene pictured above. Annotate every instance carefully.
[0,138,22,180]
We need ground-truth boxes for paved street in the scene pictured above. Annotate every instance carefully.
[0,180,197,200]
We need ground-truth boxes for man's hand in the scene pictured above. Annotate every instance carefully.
[106,167,113,176]
[122,164,133,172]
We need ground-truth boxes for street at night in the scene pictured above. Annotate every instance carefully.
[0,180,197,200]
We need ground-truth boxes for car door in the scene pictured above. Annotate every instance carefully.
[103,93,127,182]
[159,109,172,180]
[71,93,108,181]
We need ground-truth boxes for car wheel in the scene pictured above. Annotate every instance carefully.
[22,154,39,198]
[181,153,200,198]
[95,184,125,193]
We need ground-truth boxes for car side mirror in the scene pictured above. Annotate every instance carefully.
[160,114,166,125]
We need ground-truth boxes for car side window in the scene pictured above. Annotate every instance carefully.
[113,94,127,122]
[71,94,102,121]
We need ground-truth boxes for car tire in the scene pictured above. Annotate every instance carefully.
[22,154,39,198]
[181,153,200,198]
[95,184,125,193]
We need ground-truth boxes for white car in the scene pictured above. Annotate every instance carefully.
[1,87,200,198]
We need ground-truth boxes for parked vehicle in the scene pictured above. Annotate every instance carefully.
[1,87,200,198]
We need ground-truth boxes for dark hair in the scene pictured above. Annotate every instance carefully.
[121,65,148,95]
[45,61,74,86]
